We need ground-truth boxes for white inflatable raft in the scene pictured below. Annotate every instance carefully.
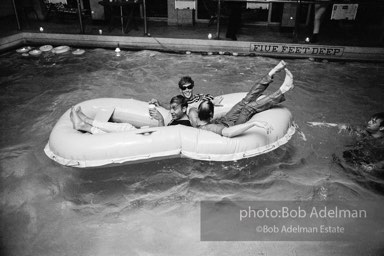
[44,93,295,168]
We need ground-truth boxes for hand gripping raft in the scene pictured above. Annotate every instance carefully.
[44,93,295,168]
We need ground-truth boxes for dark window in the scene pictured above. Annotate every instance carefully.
[146,0,167,18]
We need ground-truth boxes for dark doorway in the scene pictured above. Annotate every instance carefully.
[146,0,167,18]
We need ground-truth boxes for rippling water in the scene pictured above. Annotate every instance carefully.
[1,48,384,256]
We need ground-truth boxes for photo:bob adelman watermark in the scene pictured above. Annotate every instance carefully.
[239,205,367,220]
[200,200,383,242]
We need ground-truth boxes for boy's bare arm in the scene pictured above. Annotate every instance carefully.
[188,108,200,128]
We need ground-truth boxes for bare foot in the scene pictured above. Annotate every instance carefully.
[268,60,287,77]
[70,107,91,132]
[75,106,93,125]
[279,68,294,94]
[253,120,273,134]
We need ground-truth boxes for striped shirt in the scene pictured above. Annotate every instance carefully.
[186,94,214,105]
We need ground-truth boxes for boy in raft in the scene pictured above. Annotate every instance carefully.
[188,60,294,138]
[149,95,191,126]
[149,76,223,109]
[70,95,191,134]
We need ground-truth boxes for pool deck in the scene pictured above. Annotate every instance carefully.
[1,20,384,62]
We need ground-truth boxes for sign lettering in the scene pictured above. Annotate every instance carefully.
[250,43,344,57]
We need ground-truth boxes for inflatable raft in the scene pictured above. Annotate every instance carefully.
[44,93,295,168]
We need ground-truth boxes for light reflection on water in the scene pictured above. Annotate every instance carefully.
[1,49,384,256]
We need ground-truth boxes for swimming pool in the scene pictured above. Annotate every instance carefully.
[1,48,384,255]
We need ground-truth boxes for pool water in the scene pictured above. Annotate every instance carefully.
[1,48,384,256]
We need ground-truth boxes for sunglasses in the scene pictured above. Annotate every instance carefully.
[181,84,194,90]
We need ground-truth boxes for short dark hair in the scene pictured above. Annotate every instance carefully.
[371,112,384,127]
[170,95,188,108]
[198,100,214,122]
[178,76,194,89]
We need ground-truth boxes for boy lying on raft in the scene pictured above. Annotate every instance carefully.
[148,60,293,137]
[70,60,293,138]
[187,60,294,137]
[70,95,192,134]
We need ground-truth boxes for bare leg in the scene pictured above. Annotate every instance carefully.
[279,68,294,94]
[313,4,327,35]
[268,60,286,77]
[70,107,93,133]
[310,3,328,43]
[74,106,136,133]
[75,106,94,125]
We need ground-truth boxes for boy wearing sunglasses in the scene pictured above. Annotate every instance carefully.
[149,76,223,109]
[178,76,215,106]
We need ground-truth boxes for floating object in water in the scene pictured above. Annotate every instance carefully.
[16,46,32,53]
[52,46,70,54]
[72,49,85,55]
[29,49,42,56]
[307,122,338,127]
[45,93,295,168]
[232,52,238,56]
[207,52,213,56]
[219,51,225,55]
[115,47,121,56]
[292,123,307,141]
[186,51,191,55]
[297,130,307,141]
[39,45,53,52]
[115,47,121,53]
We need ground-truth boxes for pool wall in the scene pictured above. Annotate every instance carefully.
[1,32,384,62]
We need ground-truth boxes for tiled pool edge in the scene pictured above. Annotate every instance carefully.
[0,33,25,52]
[1,32,384,62]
